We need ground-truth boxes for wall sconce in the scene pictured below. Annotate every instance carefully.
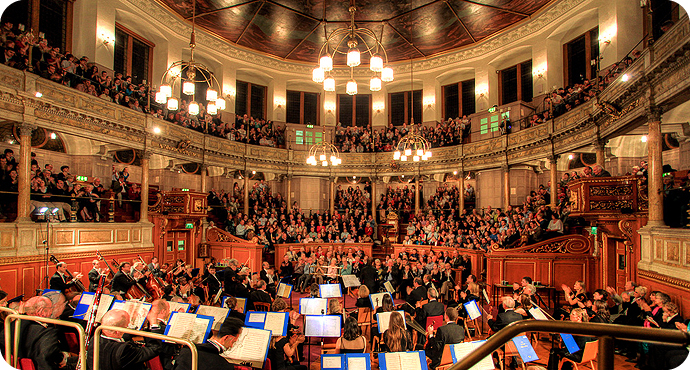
[101,34,114,46]
[532,67,547,79]
[224,87,236,98]
[599,26,616,45]
[423,97,435,108]
[274,97,286,108]
[324,102,336,113]
[475,87,488,97]
[373,101,385,112]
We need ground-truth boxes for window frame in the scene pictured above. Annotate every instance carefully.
[336,94,371,127]
[114,22,155,85]
[236,80,267,120]
[441,79,476,120]
[498,59,532,105]
[286,90,321,125]
[388,90,422,125]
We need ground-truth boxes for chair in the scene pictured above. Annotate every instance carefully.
[436,344,454,370]
[254,302,271,311]
[560,340,598,370]
[501,341,527,370]
[426,315,444,331]
[64,332,79,353]
[146,357,165,370]
[18,359,36,370]
[262,358,272,370]
[357,307,373,343]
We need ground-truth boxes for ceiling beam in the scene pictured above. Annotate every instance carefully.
[456,0,530,17]
[444,0,476,43]
[236,1,265,44]
[266,0,323,23]
[284,21,323,60]
[187,0,259,19]
[385,0,444,22]
[384,21,426,59]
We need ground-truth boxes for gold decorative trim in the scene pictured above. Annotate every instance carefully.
[0,247,154,266]
[638,269,690,289]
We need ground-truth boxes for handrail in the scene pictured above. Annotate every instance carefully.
[4,314,86,369]
[93,325,198,370]
[447,320,690,370]
[0,307,17,315]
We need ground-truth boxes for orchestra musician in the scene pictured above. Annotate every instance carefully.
[49,262,83,297]
[18,296,75,370]
[111,262,146,296]
[147,257,162,278]
[223,259,240,296]
[260,262,277,296]
[425,307,465,369]
[204,265,221,300]
[143,299,175,370]
[88,259,105,292]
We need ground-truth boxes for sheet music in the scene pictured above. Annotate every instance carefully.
[304,315,341,337]
[235,298,247,313]
[370,292,389,310]
[196,305,230,331]
[341,275,361,288]
[264,312,287,336]
[167,301,190,314]
[222,327,270,367]
[384,281,395,294]
[213,288,223,304]
[320,284,342,298]
[464,300,482,320]
[348,356,367,370]
[529,307,548,320]
[167,312,211,344]
[383,353,402,370]
[451,342,494,370]
[300,298,327,315]
[400,352,422,370]
[322,356,343,369]
[248,312,266,323]
[93,294,114,323]
[277,283,292,298]
[376,311,406,333]
[482,289,490,304]
[121,300,151,329]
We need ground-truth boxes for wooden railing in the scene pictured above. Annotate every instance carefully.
[567,176,648,217]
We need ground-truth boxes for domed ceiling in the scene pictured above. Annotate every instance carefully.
[156,0,553,63]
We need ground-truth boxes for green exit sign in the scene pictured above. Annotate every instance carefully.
[591,226,598,235]
[76,175,88,182]
[488,107,496,113]
[185,222,194,229]
[307,124,314,128]
[181,188,189,191]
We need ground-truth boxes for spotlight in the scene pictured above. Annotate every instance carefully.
[35,91,43,98]
[153,127,161,134]
[641,135,647,143]
[50,132,56,140]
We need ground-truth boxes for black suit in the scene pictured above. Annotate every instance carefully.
[223,267,239,295]
[488,309,523,332]
[86,336,159,370]
[205,273,222,299]
[174,341,235,370]
[88,268,102,292]
[407,286,427,306]
[111,271,143,294]
[427,322,465,368]
[416,299,445,327]
[249,289,272,310]
[49,272,78,294]
[17,321,65,370]
[145,323,176,370]
[359,264,378,293]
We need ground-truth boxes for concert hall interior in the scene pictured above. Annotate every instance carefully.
[0,0,689,369]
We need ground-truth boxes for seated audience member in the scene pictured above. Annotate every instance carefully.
[555,281,587,320]
[590,300,611,324]
[270,324,307,370]
[407,277,428,309]
[335,316,367,353]
[381,311,412,352]
[487,296,522,333]
[174,317,244,370]
[546,308,595,370]
[248,280,272,310]
[426,307,465,368]
[87,309,160,370]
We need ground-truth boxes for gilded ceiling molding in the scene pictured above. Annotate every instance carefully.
[131,0,586,74]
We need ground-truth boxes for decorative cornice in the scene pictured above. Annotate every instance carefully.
[638,269,690,289]
[0,247,154,266]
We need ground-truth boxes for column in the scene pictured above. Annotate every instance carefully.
[243,174,249,215]
[370,178,377,223]
[139,151,150,222]
[329,177,335,215]
[286,175,292,210]
[502,165,510,210]
[199,164,208,242]
[458,172,465,217]
[647,106,664,226]
[595,139,607,168]
[414,176,420,216]
[16,124,35,222]
[549,155,559,209]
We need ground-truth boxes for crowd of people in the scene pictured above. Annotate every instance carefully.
[0,148,141,222]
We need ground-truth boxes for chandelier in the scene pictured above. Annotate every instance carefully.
[154,0,225,115]
[312,2,393,95]
[307,140,342,166]
[393,125,432,162]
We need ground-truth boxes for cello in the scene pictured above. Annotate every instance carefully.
[49,255,86,296]
[96,251,115,288]
[112,258,151,300]
[136,255,164,299]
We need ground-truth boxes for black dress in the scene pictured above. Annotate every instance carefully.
[269,337,307,370]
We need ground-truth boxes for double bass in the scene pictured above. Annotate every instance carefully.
[96,251,115,288]
[49,255,86,296]
[112,258,151,300]
[137,255,164,299]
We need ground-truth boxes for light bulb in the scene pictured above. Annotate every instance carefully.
[416,149,424,156]
[381,67,394,82]
[394,151,401,160]
[370,54,383,72]
[206,89,217,101]
[320,54,333,71]
[322,161,328,166]
[312,67,324,83]
[346,80,357,95]
[641,135,647,143]
[370,76,381,92]
[426,151,432,158]
[183,81,195,95]
[347,48,361,67]
[405,148,412,156]
[167,98,179,111]
[155,91,166,104]
[324,76,335,92]
[330,155,337,163]
[401,155,408,162]
[188,101,200,115]
[413,155,420,162]
[207,102,218,115]
[320,154,327,161]
[160,84,172,98]
[216,98,226,110]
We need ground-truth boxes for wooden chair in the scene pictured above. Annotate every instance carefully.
[254,302,271,311]
[357,306,373,343]
[501,341,527,370]
[436,344,454,370]
[560,340,598,370]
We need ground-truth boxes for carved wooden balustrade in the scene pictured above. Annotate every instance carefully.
[567,176,648,217]
[149,191,208,217]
